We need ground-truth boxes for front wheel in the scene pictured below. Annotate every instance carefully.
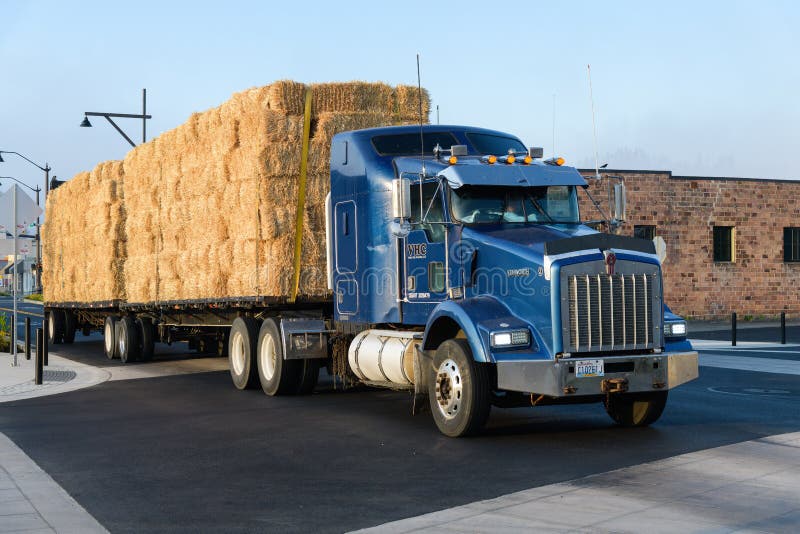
[428,339,491,437]
[604,391,668,427]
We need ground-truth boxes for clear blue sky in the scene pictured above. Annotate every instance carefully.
[1,0,799,196]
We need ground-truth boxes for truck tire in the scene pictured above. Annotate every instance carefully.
[295,360,319,395]
[117,316,141,364]
[428,339,491,437]
[104,316,119,359]
[63,312,77,344]
[228,317,259,390]
[256,318,302,396]
[136,317,155,362]
[604,391,668,427]
[47,310,65,345]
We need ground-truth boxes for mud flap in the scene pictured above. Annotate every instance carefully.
[412,345,432,415]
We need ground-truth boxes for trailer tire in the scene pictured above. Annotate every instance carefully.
[103,316,119,359]
[62,312,77,344]
[47,310,65,345]
[428,339,491,437]
[136,318,155,362]
[604,391,668,427]
[228,317,259,390]
[257,318,302,396]
[118,316,141,364]
[295,360,319,395]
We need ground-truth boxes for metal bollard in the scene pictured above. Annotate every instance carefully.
[35,328,43,385]
[43,317,49,366]
[25,317,31,360]
[731,312,737,346]
[781,312,786,345]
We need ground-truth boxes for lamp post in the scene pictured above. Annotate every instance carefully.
[80,88,152,147]
[0,177,41,295]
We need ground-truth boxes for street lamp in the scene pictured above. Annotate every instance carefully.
[0,176,41,293]
[80,88,152,147]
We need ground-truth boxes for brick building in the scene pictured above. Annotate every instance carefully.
[577,170,800,319]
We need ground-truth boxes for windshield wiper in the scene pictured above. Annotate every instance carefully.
[526,196,554,223]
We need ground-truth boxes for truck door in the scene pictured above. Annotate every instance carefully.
[402,180,447,324]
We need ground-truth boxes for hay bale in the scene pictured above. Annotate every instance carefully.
[46,80,430,305]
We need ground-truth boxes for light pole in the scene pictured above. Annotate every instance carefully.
[80,88,152,147]
[0,177,41,295]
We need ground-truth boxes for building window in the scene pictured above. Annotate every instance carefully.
[785,228,800,262]
[713,226,735,262]
[634,225,656,240]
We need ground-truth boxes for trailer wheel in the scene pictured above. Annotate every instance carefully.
[118,316,141,364]
[428,339,491,437]
[604,391,668,427]
[63,312,77,344]
[47,310,65,345]
[228,317,259,390]
[136,317,155,362]
[104,316,119,359]
[257,318,302,396]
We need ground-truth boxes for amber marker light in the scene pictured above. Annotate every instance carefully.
[556,157,565,166]
[523,155,532,165]
[487,155,497,164]
[506,155,516,164]
[449,156,458,165]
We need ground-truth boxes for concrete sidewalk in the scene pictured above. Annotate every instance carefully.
[356,431,800,533]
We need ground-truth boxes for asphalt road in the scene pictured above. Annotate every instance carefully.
[1,335,799,533]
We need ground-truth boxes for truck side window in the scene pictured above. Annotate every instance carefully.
[410,181,445,242]
[428,262,445,292]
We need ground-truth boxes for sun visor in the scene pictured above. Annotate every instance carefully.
[438,163,587,189]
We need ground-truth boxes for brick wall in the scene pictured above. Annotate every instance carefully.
[577,170,800,319]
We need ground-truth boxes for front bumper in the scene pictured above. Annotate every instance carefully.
[496,351,698,397]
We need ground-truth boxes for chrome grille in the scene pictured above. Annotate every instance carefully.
[566,272,656,353]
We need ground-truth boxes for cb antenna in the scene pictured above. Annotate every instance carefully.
[416,53,425,220]
[552,93,556,158]
[588,64,600,181]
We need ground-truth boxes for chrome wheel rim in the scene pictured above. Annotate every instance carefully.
[231,331,246,376]
[435,358,463,420]
[259,334,276,381]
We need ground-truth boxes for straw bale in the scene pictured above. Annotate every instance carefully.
[46,80,431,305]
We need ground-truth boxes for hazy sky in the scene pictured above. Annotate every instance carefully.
[1,0,799,196]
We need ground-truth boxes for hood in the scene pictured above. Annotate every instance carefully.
[462,224,595,258]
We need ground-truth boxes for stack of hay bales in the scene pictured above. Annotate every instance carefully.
[42,161,126,303]
[44,80,428,305]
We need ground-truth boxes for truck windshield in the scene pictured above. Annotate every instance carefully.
[450,185,580,224]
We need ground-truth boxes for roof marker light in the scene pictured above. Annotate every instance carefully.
[556,157,565,166]
[523,155,532,165]
[448,156,458,165]
[506,155,516,164]
[487,155,497,164]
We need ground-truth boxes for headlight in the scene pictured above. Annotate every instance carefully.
[665,321,687,337]
[491,329,530,347]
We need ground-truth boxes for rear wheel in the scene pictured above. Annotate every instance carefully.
[47,310,65,345]
[118,316,141,364]
[256,318,302,396]
[428,339,491,437]
[228,317,259,390]
[604,391,668,427]
[136,317,155,362]
[63,312,77,344]
[295,360,320,395]
[103,316,119,359]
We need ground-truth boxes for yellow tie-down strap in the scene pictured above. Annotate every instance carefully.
[289,88,313,304]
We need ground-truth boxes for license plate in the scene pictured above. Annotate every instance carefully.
[575,359,604,378]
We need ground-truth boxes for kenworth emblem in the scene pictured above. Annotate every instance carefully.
[604,250,617,275]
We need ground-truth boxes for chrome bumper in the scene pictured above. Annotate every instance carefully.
[495,351,699,397]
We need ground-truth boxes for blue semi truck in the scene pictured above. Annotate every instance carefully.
[47,124,699,437]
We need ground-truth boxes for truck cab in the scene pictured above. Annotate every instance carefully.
[328,125,698,436]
